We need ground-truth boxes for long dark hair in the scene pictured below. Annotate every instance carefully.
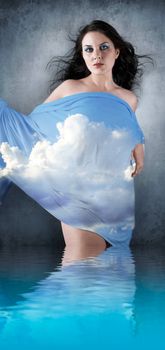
[46,20,154,93]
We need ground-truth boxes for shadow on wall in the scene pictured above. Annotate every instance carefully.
[0,184,65,247]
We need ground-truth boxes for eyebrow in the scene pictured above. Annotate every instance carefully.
[83,42,110,47]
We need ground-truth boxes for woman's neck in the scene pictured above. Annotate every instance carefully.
[83,75,119,92]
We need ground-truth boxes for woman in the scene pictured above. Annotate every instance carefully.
[0,20,152,254]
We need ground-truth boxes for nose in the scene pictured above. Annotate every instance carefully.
[94,55,101,60]
[93,49,102,61]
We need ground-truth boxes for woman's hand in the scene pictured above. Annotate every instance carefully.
[131,143,145,177]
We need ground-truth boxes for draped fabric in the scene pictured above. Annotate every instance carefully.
[0,92,145,246]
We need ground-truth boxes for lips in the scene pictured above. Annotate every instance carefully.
[93,63,104,67]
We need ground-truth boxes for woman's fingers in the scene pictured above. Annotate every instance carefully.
[131,163,144,177]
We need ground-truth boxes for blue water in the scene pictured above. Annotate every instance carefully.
[0,245,165,349]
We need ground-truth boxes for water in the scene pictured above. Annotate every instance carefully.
[0,244,165,349]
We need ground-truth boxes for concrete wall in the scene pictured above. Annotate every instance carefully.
[0,0,164,246]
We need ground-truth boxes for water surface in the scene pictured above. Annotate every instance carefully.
[0,245,165,349]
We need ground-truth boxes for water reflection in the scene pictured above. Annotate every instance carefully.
[0,247,135,349]
[0,246,63,309]
[132,245,165,343]
[21,246,135,316]
[0,245,165,349]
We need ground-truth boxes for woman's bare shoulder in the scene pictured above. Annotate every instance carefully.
[43,79,81,103]
[43,80,138,112]
[117,88,138,112]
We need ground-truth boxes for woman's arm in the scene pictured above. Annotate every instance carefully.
[131,143,145,177]
[126,92,145,177]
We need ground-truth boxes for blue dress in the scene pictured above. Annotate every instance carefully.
[0,92,145,246]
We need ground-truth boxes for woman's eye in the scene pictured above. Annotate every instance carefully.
[84,47,93,52]
[100,45,109,50]
[84,45,110,53]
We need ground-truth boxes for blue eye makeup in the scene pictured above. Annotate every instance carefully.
[100,44,110,50]
[83,42,110,53]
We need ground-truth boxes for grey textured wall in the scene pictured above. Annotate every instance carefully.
[0,0,164,246]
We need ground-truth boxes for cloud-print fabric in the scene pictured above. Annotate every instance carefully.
[0,92,145,246]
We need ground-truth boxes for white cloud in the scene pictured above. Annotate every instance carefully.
[0,142,28,173]
[0,114,135,242]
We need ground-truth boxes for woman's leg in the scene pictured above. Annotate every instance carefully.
[61,221,107,248]
[61,222,111,265]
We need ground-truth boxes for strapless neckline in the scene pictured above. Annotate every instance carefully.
[41,91,134,113]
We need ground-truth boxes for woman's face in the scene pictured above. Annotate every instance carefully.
[81,31,120,76]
